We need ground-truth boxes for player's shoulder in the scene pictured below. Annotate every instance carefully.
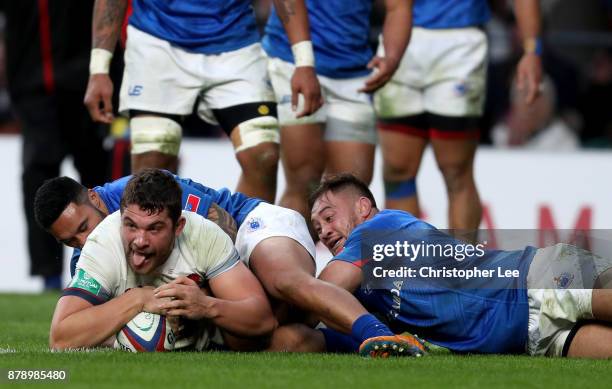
[182,210,216,228]
[180,211,226,244]
[371,209,424,227]
[87,211,122,245]
[78,211,124,285]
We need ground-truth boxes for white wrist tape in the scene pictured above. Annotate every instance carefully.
[291,41,315,67]
[89,48,113,75]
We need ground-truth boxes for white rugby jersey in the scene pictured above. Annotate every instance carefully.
[65,210,239,305]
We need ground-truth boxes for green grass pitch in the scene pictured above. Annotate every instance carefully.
[0,293,611,388]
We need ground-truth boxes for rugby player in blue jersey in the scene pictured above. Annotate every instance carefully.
[274,174,612,358]
[262,0,412,226]
[34,171,426,357]
[375,0,542,233]
[83,0,323,204]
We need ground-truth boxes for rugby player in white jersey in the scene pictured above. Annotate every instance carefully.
[49,169,276,350]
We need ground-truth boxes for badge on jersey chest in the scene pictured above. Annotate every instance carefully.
[185,194,201,212]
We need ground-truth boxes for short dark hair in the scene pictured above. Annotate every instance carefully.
[120,169,182,225]
[309,173,377,210]
[34,177,89,230]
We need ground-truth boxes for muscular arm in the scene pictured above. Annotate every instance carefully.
[513,0,543,104]
[273,0,309,43]
[318,260,363,293]
[206,203,237,243]
[272,0,322,117]
[295,261,363,331]
[49,288,149,350]
[84,0,128,123]
[92,0,128,52]
[360,0,413,93]
[155,264,277,338]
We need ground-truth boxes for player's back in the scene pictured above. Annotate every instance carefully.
[336,209,535,354]
[358,281,532,354]
[93,174,263,226]
[129,0,259,54]
[263,0,373,78]
[174,176,263,227]
[413,0,490,29]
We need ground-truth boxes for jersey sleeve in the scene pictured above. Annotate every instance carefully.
[193,216,240,280]
[176,176,215,218]
[332,230,366,267]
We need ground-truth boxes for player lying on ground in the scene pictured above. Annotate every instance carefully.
[267,174,612,358]
[48,170,276,350]
[35,170,423,356]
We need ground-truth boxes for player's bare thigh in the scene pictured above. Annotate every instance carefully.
[249,236,316,300]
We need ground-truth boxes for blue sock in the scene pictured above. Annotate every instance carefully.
[320,328,360,353]
[351,314,394,343]
[385,178,417,199]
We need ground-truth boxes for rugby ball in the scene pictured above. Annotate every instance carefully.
[114,312,175,352]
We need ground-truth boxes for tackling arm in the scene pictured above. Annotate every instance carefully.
[318,260,363,294]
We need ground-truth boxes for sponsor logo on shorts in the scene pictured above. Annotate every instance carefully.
[128,85,143,96]
[258,104,270,115]
[246,217,264,232]
[185,194,201,212]
[554,272,574,289]
[70,269,101,295]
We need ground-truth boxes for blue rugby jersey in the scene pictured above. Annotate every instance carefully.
[129,0,259,54]
[413,0,490,29]
[333,209,535,354]
[263,0,373,79]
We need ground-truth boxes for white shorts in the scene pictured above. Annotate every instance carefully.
[267,57,377,144]
[119,26,276,127]
[525,243,612,356]
[374,27,487,118]
[235,202,316,266]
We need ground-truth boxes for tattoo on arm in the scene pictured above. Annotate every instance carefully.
[92,0,128,50]
[274,0,296,24]
[207,203,238,243]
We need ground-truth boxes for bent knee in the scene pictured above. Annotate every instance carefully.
[237,142,279,174]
